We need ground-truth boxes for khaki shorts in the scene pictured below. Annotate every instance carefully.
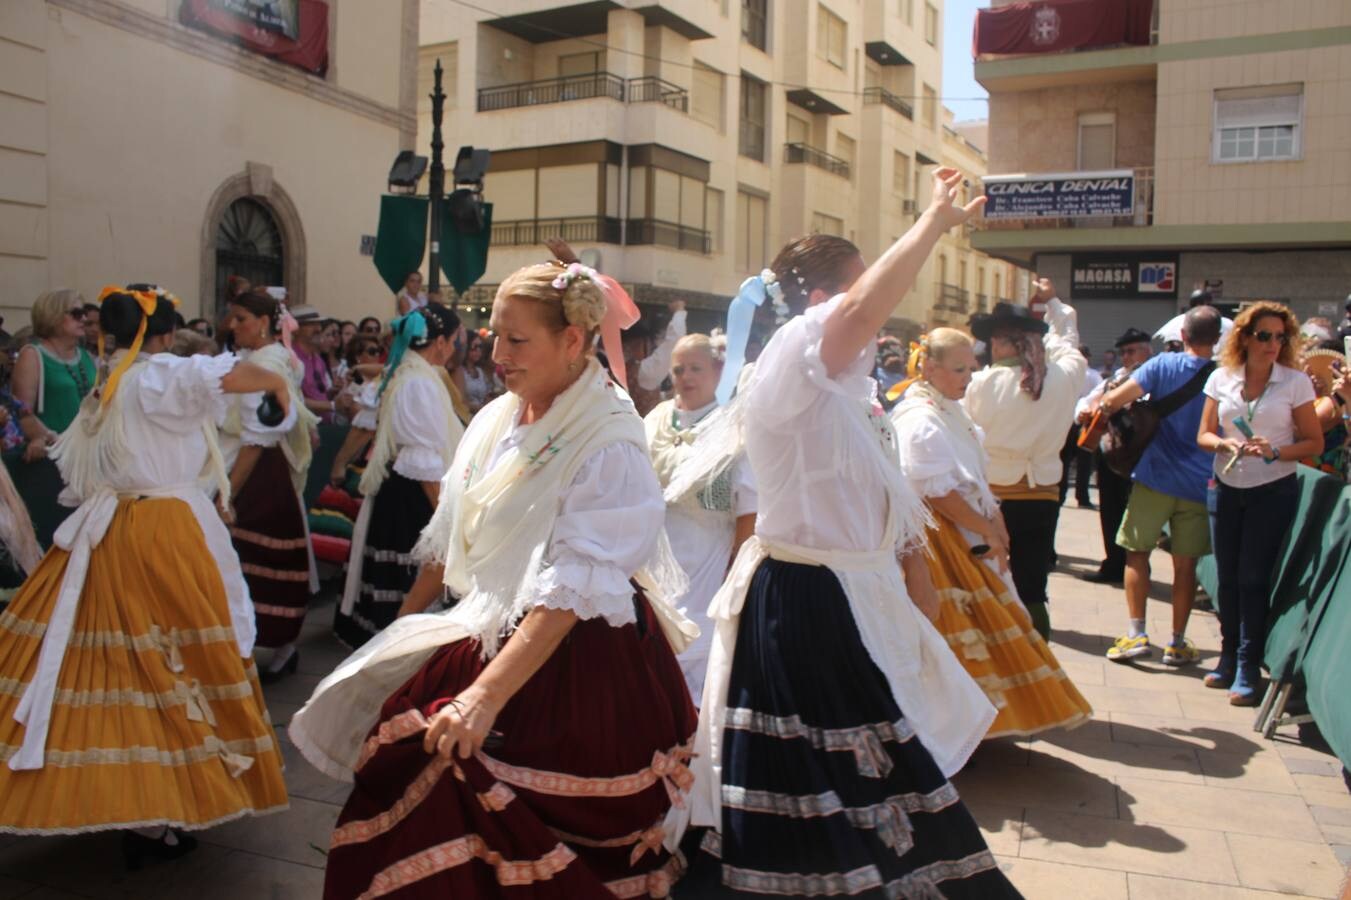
[1116,482,1211,558]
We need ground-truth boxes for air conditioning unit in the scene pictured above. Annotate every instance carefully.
[902,200,917,214]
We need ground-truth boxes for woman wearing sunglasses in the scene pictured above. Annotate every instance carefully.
[12,290,97,441]
[1197,301,1322,705]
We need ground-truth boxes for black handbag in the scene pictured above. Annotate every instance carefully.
[1103,361,1215,479]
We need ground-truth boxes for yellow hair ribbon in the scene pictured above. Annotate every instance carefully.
[96,286,162,407]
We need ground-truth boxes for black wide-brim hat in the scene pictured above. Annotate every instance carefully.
[968,302,1049,343]
[1114,327,1153,348]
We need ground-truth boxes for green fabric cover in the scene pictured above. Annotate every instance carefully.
[307,509,354,539]
[1198,468,1351,771]
[373,195,428,295]
[439,201,492,295]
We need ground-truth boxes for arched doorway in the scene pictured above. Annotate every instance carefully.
[215,198,284,317]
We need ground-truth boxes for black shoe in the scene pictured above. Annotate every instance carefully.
[123,828,198,870]
[259,648,300,685]
[1077,500,1097,510]
[1079,569,1123,585]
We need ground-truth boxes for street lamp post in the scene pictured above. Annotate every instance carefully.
[427,58,446,295]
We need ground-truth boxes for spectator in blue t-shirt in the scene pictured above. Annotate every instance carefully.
[1092,306,1222,668]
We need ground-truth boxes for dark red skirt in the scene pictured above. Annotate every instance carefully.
[229,445,312,647]
[324,596,698,899]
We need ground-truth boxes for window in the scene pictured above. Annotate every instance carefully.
[742,0,768,51]
[691,62,726,131]
[810,212,844,236]
[922,83,937,128]
[1213,84,1303,163]
[924,3,938,45]
[786,112,811,146]
[216,198,283,318]
[1077,112,1116,169]
[735,190,768,272]
[903,0,914,27]
[893,151,911,196]
[739,74,768,161]
[835,134,856,178]
[707,187,725,253]
[817,5,847,70]
[558,51,602,77]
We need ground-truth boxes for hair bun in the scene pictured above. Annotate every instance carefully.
[561,278,607,332]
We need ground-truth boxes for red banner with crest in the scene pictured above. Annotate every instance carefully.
[180,0,328,75]
[973,0,1153,57]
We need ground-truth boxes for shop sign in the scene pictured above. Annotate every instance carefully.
[1071,253,1179,300]
[982,170,1135,220]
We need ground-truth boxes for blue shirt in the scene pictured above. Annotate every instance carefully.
[1129,352,1214,504]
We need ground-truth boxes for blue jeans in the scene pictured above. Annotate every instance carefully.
[1212,475,1298,677]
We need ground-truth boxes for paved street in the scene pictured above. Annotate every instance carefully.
[0,506,1346,898]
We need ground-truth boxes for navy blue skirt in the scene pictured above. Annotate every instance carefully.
[692,558,1021,899]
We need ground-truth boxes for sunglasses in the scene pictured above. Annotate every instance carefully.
[1251,330,1290,346]
[359,346,382,357]
[68,309,86,320]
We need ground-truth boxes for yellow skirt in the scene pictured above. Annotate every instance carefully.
[0,497,288,834]
[926,512,1092,739]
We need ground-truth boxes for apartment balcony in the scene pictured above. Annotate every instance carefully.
[627,77,689,113]
[862,86,913,121]
[783,143,851,179]
[936,284,971,314]
[974,0,1160,91]
[491,216,623,247]
[974,293,990,313]
[626,219,711,255]
[478,72,626,112]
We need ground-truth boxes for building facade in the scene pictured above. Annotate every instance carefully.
[1,0,418,328]
[973,0,1351,352]
[418,0,1026,333]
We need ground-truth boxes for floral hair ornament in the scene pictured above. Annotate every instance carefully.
[714,268,786,405]
[378,309,428,398]
[551,261,599,292]
[94,284,177,406]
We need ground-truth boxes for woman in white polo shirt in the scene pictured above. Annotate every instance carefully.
[1197,301,1322,706]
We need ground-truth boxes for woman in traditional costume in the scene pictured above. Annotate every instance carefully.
[645,333,756,700]
[221,290,319,680]
[893,328,1092,739]
[0,285,288,862]
[333,303,463,648]
[289,262,699,898]
[673,170,1021,898]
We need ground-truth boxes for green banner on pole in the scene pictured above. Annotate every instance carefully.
[373,195,428,294]
[439,201,493,295]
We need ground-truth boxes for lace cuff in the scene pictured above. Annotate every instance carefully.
[533,557,636,626]
[393,446,447,483]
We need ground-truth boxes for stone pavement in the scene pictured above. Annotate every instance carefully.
[0,506,1347,898]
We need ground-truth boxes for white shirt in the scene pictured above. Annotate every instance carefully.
[1082,366,1104,398]
[388,375,457,483]
[1156,312,1235,346]
[744,294,923,554]
[1204,363,1316,488]
[484,417,666,625]
[964,297,1086,487]
[637,309,687,392]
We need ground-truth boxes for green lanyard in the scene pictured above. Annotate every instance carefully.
[1244,381,1270,422]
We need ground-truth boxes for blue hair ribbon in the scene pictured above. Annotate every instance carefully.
[378,309,428,398]
[715,275,770,405]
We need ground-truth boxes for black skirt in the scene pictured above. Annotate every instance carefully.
[692,558,1022,899]
[333,471,433,649]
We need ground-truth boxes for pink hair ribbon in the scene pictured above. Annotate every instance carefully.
[596,274,640,389]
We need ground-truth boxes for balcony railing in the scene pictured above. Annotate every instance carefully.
[977,166,1155,231]
[491,216,622,247]
[783,142,851,179]
[936,284,970,313]
[862,86,913,120]
[974,293,989,312]
[628,76,689,112]
[626,219,712,254]
[478,72,625,112]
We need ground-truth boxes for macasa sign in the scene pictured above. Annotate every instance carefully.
[1071,253,1179,300]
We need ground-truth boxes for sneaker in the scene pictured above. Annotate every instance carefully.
[1162,638,1200,667]
[1107,634,1151,662]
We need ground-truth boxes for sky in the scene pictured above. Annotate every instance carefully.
[942,0,990,123]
